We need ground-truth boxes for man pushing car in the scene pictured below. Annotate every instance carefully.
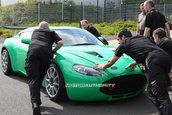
[93,28,172,115]
[25,21,63,115]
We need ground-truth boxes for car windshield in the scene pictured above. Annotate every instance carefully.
[54,29,103,46]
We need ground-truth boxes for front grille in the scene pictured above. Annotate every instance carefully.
[100,74,147,95]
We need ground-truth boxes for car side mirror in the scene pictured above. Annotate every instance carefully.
[21,38,31,44]
[98,37,104,42]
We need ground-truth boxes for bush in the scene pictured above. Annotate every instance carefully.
[92,20,137,35]
[0,28,13,38]
[0,20,137,38]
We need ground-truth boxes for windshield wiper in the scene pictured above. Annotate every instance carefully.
[72,43,95,46]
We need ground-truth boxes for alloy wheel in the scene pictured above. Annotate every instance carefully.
[45,66,60,98]
[1,49,8,73]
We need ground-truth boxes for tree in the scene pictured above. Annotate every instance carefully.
[0,6,12,25]
[106,1,116,23]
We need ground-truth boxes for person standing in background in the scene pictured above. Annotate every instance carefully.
[144,0,170,43]
[136,3,146,35]
[80,19,108,45]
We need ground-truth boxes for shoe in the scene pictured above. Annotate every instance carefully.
[32,103,41,115]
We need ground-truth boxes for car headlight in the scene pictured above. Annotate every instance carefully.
[73,64,104,76]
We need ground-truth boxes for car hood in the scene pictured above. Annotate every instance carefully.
[58,45,139,75]
[59,45,116,63]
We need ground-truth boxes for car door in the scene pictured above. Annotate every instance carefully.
[16,31,32,75]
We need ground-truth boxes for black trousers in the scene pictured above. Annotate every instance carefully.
[145,50,172,115]
[25,46,52,105]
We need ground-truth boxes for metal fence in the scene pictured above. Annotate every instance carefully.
[0,0,172,26]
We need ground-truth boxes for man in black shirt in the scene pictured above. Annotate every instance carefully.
[153,28,172,61]
[80,19,108,45]
[144,1,170,42]
[153,28,172,85]
[93,28,172,115]
[25,21,63,115]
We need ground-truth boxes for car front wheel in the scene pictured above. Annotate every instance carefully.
[45,63,67,101]
[1,49,13,75]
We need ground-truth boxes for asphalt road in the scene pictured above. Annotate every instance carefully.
[0,41,172,115]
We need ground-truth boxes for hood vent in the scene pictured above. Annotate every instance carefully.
[86,52,103,58]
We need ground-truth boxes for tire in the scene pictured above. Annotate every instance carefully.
[1,49,14,75]
[45,63,68,101]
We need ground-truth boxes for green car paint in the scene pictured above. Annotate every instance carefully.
[1,26,146,101]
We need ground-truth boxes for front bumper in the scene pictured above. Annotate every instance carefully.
[66,74,147,101]
[100,74,146,95]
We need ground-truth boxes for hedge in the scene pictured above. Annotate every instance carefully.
[0,20,137,38]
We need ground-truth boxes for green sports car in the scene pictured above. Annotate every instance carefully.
[1,26,147,101]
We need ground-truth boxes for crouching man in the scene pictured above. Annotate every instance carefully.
[93,28,172,115]
[153,28,172,89]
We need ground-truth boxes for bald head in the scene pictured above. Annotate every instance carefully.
[39,21,49,29]
[144,0,155,12]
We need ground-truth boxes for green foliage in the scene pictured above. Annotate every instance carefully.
[24,1,37,24]
[154,0,172,4]
[0,20,137,38]
[93,20,137,35]
[0,2,38,26]
[0,28,14,38]
[0,0,172,26]
[18,21,38,26]
[50,22,80,27]
[0,6,12,25]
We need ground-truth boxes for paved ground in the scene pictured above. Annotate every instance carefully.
[0,31,172,115]
[108,39,119,47]
[0,39,160,115]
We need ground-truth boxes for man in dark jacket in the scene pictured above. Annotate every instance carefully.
[153,28,172,61]
[153,27,172,86]
[80,19,108,45]
[144,0,170,43]
[93,28,172,115]
[25,21,64,115]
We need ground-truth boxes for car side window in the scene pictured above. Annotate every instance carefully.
[19,31,33,40]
